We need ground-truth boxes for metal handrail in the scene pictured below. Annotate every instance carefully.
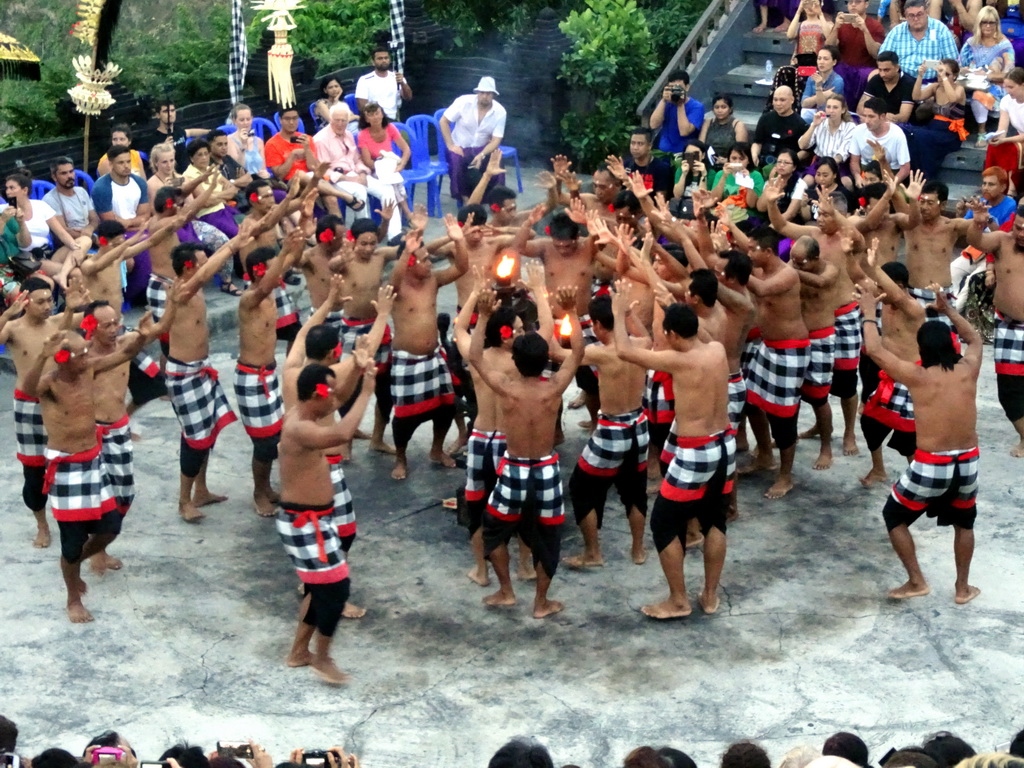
[636,0,739,117]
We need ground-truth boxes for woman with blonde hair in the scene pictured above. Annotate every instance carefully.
[226,103,272,179]
[959,6,1015,143]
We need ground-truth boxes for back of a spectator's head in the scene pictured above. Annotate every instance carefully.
[32,748,78,768]
[0,716,16,753]
[488,738,555,768]
[823,732,869,767]
[923,733,975,768]
[883,748,939,768]
[1011,730,1024,759]
[954,755,1024,768]
[658,747,697,768]
[161,744,210,768]
[722,742,771,768]
[779,746,821,768]
[624,747,666,768]
[85,732,122,754]
[209,757,245,768]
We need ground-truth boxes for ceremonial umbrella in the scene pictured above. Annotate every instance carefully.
[0,31,41,81]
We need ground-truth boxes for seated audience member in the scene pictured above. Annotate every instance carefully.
[801,157,857,220]
[850,97,911,184]
[956,757,1024,768]
[983,66,1024,193]
[149,100,210,172]
[700,94,749,167]
[208,128,252,195]
[226,103,272,179]
[711,142,765,223]
[43,157,98,243]
[313,75,345,132]
[858,51,916,122]
[882,750,938,768]
[651,70,706,153]
[147,143,183,200]
[827,0,885,109]
[908,58,967,179]
[879,0,958,79]
[32,749,78,768]
[673,141,711,203]
[624,747,669,768]
[0,716,16,755]
[779,747,821,768]
[799,95,856,182]
[0,201,30,265]
[722,742,772,768]
[97,124,146,178]
[752,86,809,167]
[4,169,89,286]
[315,102,393,222]
[788,0,834,97]
[160,744,211,768]
[488,739,555,768]
[92,145,153,302]
[757,148,808,221]
[182,139,241,240]
[754,0,794,34]
[921,733,976,768]
[801,47,846,122]
[960,7,1015,143]
[624,127,674,197]
[658,748,698,768]
[822,733,869,768]
[358,100,413,234]
[439,77,506,204]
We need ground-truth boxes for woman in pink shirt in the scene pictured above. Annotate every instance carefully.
[357,102,413,224]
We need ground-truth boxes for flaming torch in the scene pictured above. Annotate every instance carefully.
[495,252,516,288]
[558,314,573,347]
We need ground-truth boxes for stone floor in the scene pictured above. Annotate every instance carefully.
[1,167,1023,768]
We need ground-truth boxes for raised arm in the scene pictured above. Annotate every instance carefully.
[435,214,470,287]
[929,282,982,370]
[547,286,584,394]
[512,203,547,259]
[22,331,65,399]
[964,199,1006,253]
[763,176,817,239]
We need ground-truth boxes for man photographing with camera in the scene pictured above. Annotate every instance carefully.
[650,70,706,154]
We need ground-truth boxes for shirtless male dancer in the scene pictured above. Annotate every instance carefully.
[277,361,376,684]
[469,285,584,618]
[860,285,983,605]
[612,282,734,619]
[964,200,1024,456]
[388,219,469,479]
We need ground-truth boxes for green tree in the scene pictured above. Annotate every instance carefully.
[285,0,390,71]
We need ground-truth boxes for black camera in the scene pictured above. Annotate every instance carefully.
[669,85,685,102]
[217,743,254,760]
[302,751,332,768]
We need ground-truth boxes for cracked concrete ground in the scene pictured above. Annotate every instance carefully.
[2,171,1023,768]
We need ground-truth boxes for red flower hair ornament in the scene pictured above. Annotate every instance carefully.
[345,230,355,242]
[490,203,501,213]
[544,225,551,236]
[499,325,513,340]
[250,262,268,278]
[98,236,109,247]
[54,349,71,364]
[80,314,98,340]
[319,229,335,244]
[315,383,330,398]
[183,260,195,270]
[164,198,175,211]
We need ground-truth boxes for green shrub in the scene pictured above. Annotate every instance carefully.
[558,0,657,171]
[285,0,390,71]
[641,0,706,62]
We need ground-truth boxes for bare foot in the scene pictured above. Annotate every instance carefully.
[370,439,397,455]
[632,547,648,565]
[737,451,778,475]
[577,419,595,431]
[342,602,367,619]
[267,487,281,503]
[353,428,371,440]
[773,20,790,31]
[429,450,457,468]
[764,477,794,499]
[310,656,351,685]
[859,468,888,488]
[813,446,833,470]
[954,585,981,604]
[67,601,94,623]
[647,478,662,495]
[254,494,277,518]
[533,599,565,619]
[726,503,739,522]
[699,591,720,614]
[466,567,490,586]
[483,589,516,607]
[179,501,206,523]
[391,460,408,480]
[130,431,142,442]
[887,580,931,599]
[1011,440,1024,458]
[194,490,228,507]
[843,435,860,456]
[445,438,468,455]
[735,433,749,452]
[516,563,537,581]
[563,553,606,569]
[799,424,820,440]
[753,23,767,32]
[33,526,52,549]
[641,598,692,619]
[89,553,123,574]
[286,650,313,667]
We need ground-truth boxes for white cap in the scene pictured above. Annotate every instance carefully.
[473,76,499,95]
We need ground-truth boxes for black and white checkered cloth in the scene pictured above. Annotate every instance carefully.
[740,329,761,377]
[390,348,455,418]
[275,286,299,329]
[862,370,915,432]
[229,0,248,105]
[884,446,979,530]
[389,0,406,75]
[14,388,46,467]
[728,373,746,430]
[465,429,507,501]
[43,439,118,523]
[147,273,172,323]
[276,501,350,584]
[234,362,284,438]
[341,316,393,370]
[744,338,811,418]
[642,370,675,425]
[660,429,737,503]
[166,357,238,449]
[801,328,835,401]
[577,407,649,476]
[486,453,565,526]
[995,311,1024,375]
[327,456,356,538]
[833,302,862,372]
[99,415,134,515]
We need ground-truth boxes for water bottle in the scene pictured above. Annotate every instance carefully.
[765,59,773,81]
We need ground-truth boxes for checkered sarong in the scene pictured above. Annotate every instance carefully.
[274,285,299,330]
[166,357,238,449]
[862,370,915,432]
[994,311,1024,376]
[801,327,835,401]
[642,370,675,425]
[234,362,284,438]
[577,407,649,476]
[833,301,862,371]
[909,286,955,331]
[147,273,173,323]
[276,501,350,584]
[43,437,117,523]
[390,348,455,418]
[465,429,507,501]
[660,429,737,502]
[99,414,134,515]
[885,447,979,529]
[341,316,393,371]
[486,453,564,525]
[744,338,811,417]
[740,327,761,376]
[14,389,46,467]
[728,372,746,430]
[326,455,356,537]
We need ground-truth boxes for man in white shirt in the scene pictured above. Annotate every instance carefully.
[92,145,153,303]
[354,45,412,120]
[440,76,508,204]
[43,158,98,243]
[849,97,911,186]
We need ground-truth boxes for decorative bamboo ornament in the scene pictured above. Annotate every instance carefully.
[0,31,41,81]
[67,54,122,115]
[251,0,306,107]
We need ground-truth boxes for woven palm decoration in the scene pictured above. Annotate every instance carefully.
[252,0,306,107]
[0,31,41,81]
[67,0,125,115]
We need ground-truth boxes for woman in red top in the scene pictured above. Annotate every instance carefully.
[357,102,413,223]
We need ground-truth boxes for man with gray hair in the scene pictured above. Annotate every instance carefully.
[877,0,957,79]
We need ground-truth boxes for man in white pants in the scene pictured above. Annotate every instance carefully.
[313,103,402,240]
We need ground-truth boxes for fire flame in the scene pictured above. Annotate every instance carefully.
[559,314,572,337]
[496,253,515,280]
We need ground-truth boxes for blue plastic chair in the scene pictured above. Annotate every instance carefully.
[391,121,440,217]
[309,101,319,125]
[406,115,448,214]
[216,123,238,135]
[30,180,55,200]
[74,169,94,193]
[273,111,306,134]
[499,144,523,193]
[345,93,360,116]
[250,117,278,142]
[433,107,446,123]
